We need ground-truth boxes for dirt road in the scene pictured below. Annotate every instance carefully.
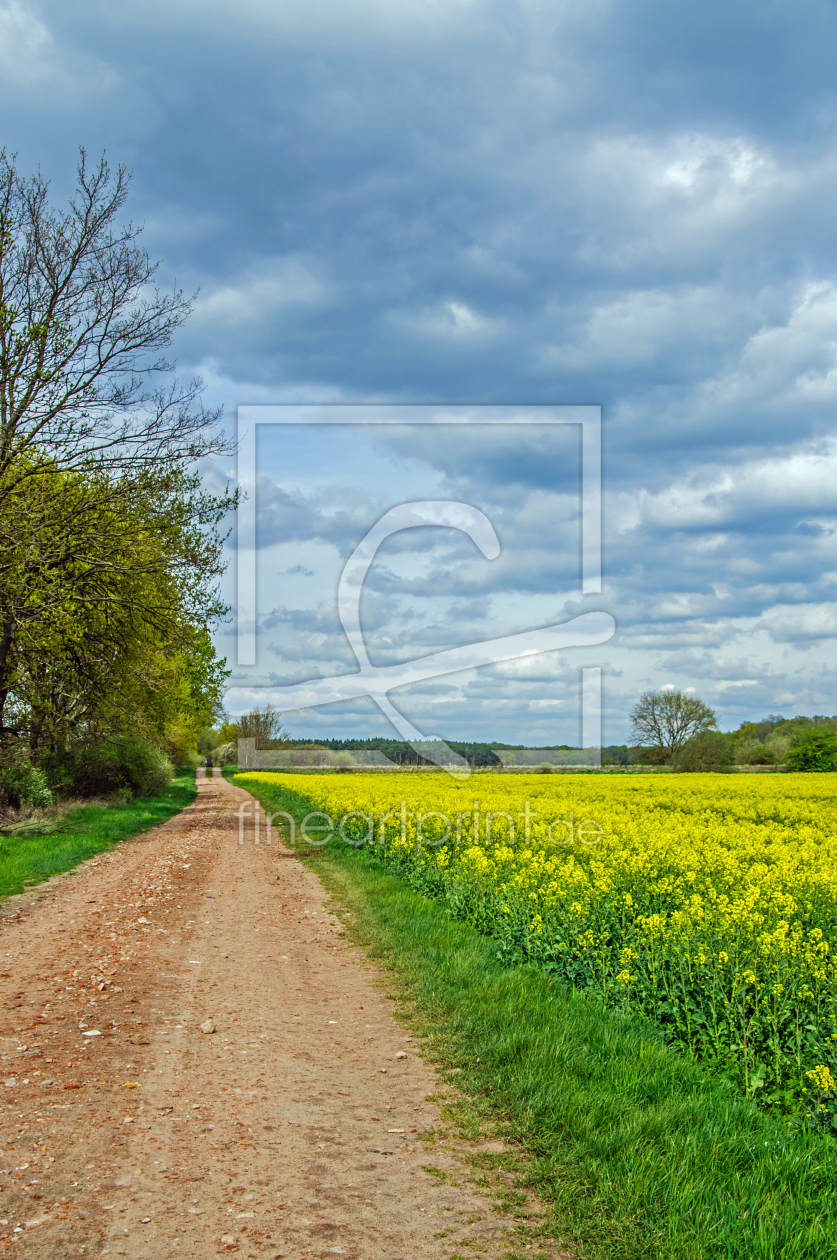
[0,771,563,1259]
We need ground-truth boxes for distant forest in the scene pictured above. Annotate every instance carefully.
[278,737,634,767]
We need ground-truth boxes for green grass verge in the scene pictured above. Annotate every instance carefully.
[236,773,837,1260]
[0,770,197,899]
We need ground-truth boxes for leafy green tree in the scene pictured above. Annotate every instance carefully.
[630,689,717,762]
[197,726,221,757]
[0,150,235,767]
[787,729,837,772]
[0,461,229,757]
[216,720,240,746]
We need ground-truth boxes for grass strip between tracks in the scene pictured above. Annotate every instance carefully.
[234,771,837,1260]
[0,770,197,899]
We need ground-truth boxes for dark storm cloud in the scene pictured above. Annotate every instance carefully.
[5,0,837,735]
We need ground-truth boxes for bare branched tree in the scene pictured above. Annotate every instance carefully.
[235,706,288,749]
[0,148,230,503]
[629,689,717,760]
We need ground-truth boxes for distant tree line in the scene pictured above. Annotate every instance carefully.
[277,738,511,767]
[202,708,665,771]
[630,690,837,772]
[201,710,586,768]
[202,695,837,776]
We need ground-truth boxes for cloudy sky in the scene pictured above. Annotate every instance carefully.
[5,0,837,743]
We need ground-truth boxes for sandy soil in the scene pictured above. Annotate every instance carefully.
[0,771,570,1259]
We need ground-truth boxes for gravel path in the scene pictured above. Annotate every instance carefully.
[0,771,566,1259]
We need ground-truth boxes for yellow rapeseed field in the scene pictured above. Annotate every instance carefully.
[236,770,837,1108]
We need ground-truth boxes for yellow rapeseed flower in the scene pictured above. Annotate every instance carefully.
[236,770,837,1091]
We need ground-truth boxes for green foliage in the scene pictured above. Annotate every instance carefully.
[601,744,635,766]
[0,771,195,898]
[732,716,837,768]
[0,764,52,809]
[632,744,670,765]
[46,736,174,799]
[447,741,502,766]
[787,729,837,772]
[197,726,220,756]
[277,734,503,767]
[0,461,230,760]
[0,152,233,771]
[736,739,776,765]
[216,721,239,745]
[213,740,238,767]
[673,730,734,772]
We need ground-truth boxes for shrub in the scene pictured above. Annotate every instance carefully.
[735,739,775,766]
[787,729,837,772]
[673,730,734,772]
[749,744,775,764]
[0,764,53,810]
[213,741,237,767]
[765,731,791,764]
[632,745,669,765]
[47,737,174,799]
